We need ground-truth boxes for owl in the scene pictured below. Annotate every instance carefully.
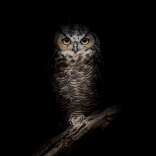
[49,24,105,127]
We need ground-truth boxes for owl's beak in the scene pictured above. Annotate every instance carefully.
[72,41,78,53]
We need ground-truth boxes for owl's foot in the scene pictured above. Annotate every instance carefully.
[69,114,86,126]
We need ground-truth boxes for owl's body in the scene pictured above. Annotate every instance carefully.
[50,25,105,127]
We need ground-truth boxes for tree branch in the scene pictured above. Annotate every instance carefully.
[32,104,123,156]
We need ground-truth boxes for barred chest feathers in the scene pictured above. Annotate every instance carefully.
[53,49,102,126]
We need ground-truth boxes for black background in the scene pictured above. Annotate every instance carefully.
[6,3,148,156]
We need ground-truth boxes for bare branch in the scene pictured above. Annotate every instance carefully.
[32,104,123,156]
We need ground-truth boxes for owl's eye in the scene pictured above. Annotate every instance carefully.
[80,38,89,45]
[62,38,71,45]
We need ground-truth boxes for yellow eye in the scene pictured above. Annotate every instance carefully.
[80,38,89,45]
[62,38,71,45]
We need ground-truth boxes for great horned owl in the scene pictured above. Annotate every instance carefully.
[50,24,105,127]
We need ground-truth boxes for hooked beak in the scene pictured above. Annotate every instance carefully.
[72,41,78,53]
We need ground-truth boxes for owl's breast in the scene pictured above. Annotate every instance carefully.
[54,50,97,88]
[52,50,101,120]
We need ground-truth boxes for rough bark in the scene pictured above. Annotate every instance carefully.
[32,104,123,156]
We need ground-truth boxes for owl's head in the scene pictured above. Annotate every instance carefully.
[54,24,100,54]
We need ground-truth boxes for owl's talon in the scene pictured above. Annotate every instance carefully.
[80,115,85,121]
[69,114,86,126]
[69,121,73,126]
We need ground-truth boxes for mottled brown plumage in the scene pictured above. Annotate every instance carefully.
[50,24,105,127]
